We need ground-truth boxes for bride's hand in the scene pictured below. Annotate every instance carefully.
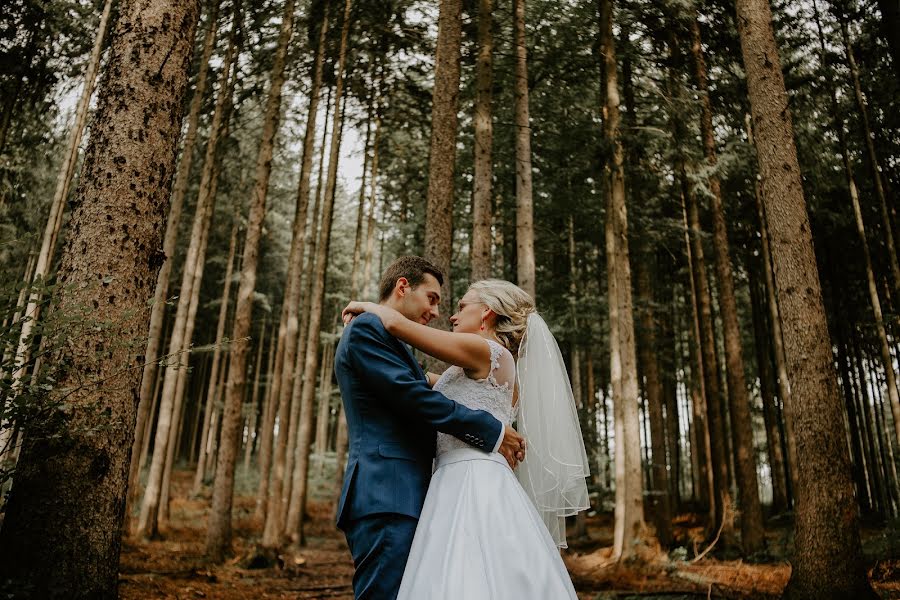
[342,301,378,325]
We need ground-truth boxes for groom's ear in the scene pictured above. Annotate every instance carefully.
[395,277,410,297]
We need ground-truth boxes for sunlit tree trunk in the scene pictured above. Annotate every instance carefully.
[601,0,649,562]
[0,0,201,593]
[471,0,494,281]
[205,0,296,562]
[735,0,876,594]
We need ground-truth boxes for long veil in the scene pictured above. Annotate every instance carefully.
[515,313,591,548]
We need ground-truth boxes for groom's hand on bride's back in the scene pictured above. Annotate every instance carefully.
[498,425,526,470]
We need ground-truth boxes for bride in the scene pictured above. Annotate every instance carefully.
[342,279,590,599]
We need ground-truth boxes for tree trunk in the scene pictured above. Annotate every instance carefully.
[205,0,296,562]
[244,322,268,471]
[838,8,900,299]
[835,11,900,450]
[600,0,648,563]
[137,23,237,538]
[0,0,201,594]
[281,0,353,546]
[514,0,535,297]
[689,14,764,554]
[348,65,375,299]
[734,0,876,595]
[315,341,335,455]
[424,0,463,326]
[128,0,221,513]
[361,102,382,299]
[634,251,673,547]
[748,255,789,513]
[471,0,494,281]
[193,210,240,495]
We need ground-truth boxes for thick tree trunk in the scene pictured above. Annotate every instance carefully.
[600,0,648,563]
[424,0,463,325]
[689,15,764,554]
[282,0,353,546]
[514,0,535,297]
[634,251,673,547]
[0,0,201,594]
[137,25,237,538]
[734,0,876,595]
[471,0,494,281]
[193,211,240,494]
[205,0,295,562]
[128,1,221,512]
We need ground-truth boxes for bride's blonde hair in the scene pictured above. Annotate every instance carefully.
[468,279,536,355]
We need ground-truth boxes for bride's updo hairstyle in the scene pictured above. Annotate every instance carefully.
[468,279,536,355]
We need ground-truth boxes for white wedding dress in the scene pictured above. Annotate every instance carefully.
[397,339,578,600]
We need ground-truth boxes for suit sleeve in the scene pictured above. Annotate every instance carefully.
[347,316,503,451]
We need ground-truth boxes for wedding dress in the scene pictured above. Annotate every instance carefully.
[396,339,578,600]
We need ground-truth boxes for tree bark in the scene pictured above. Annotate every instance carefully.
[0,0,201,594]
[244,321,267,471]
[734,0,876,595]
[281,0,353,546]
[424,0,463,325]
[514,0,535,297]
[689,15,764,554]
[205,0,296,562]
[471,0,494,281]
[600,0,649,562]
[128,0,221,513]
[136,22,237,538]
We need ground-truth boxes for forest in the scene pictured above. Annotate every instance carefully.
[1,0,899,597]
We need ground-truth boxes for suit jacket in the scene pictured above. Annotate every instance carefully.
[334,312,502,528]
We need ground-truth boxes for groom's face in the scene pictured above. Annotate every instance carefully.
[397,274,442,325]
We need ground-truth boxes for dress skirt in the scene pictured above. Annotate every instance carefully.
[397,448,578,600]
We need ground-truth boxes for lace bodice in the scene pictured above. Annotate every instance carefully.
[435,339,517,456]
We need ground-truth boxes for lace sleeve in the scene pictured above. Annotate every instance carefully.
[484,339,515,390]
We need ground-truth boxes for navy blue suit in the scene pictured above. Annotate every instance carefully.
[334,312,502,600]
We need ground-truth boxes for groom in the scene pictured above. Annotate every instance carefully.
[334,255,525,600]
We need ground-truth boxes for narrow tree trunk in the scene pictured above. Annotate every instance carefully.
[734,0,876,594]
[348,65,375,299]
[471,0,494,281]
[601,0,649,562]
[361,103,382,299]
[193,210,240,495]
[244,322,268,471]
[314,341,335,455]
[838,9,900,298]
[205,0,295,562]
[634,251,673,547]
[424,0,463,325]
[137,24,237,538]
[128,0,221,512]
[0,0,201,593]
[748,255,789,512]
[834,11,900,449]
[281,0,353,546]
[689,14,764,554]
[513,0,535,297]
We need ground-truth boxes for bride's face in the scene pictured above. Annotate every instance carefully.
[450,290,489,333]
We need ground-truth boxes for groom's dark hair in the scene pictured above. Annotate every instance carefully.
[378,255,444,301]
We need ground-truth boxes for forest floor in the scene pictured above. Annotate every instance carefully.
[120,466,900,599]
